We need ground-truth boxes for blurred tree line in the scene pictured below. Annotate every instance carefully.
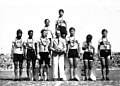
[0,52,120,70]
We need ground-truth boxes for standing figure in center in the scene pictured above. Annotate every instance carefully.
[50,30,66,81]
[67,27,81,81]
[37,29,51,81]
[55,9,67,39]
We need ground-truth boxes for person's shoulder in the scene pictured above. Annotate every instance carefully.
[98,38,102,42]
[82,41,86,44]
[66,36,70,41]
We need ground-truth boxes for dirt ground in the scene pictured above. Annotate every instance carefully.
[0,69,120,86]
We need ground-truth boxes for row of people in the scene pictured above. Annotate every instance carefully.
[11,27,112,81]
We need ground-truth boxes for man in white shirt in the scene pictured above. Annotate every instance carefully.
[11,29,25,81]
[50,30,66,81]
[98,29,112,81]
[25,30,37,81]
[37,29,51,81]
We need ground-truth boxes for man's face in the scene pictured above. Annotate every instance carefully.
[87,38,92,43]
[59,11,64,17]
[29,32,33,38]
[45,20,50,26]
[62,34,66,39]
[56,31,61,38]
[42,31,48,37]
[70,29,75,36]
[102,31,107,38]
[17,33,22,38]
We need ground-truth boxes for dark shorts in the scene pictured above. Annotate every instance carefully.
[27,49,36,61]
[13,54,24,62]
[39,52,50,65]
[58,26,67,35]
[83,52,93,60]
[68,49,78,58]
[100,49,111,57]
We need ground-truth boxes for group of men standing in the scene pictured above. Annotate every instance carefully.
[11,9,112,81]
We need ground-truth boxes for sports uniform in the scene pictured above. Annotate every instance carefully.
[56,17,67,36]
[82,41,94,60]
[98,38,111,58]
[37,37,51,65]
[12,38,25,62]
[67,36,80,58]
[26,37,36,80]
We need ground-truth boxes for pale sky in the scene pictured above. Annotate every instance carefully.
[0,0,120,53]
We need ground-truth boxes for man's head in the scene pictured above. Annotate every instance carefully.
[55,30,61,38]
[69,27,75,36]
[28,30,33,39]
[44,19,50,27]
[59,9,64,17]
[41,29,48,38]
[16,29,22,39]
[101,29,108,38]
[86,34,93,43]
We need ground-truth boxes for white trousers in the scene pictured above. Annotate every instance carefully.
[53,54,65,79]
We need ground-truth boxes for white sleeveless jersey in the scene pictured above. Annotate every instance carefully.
[44,27,54,39]
[98,38,111,50]
[82,41,94,53]
[67,36,79,49]
[26,38,35,49]
[38,37,50,52]
[56,17,67,27]
[12,38,24,54]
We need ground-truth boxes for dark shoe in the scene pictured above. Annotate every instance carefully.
[106,77,110,81]
[33,78,36,81]
[19,78,22,81]
[88,78,93,81]
[59,78,64,81]
[101,77,105,81]
[14,78,18,81]
[46,79,49,81]
[73,78,78,81]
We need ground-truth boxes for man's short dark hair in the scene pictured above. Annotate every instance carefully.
[44,19,50,24]
[41,29,47,34]
[17,29,22,35]
[69,27,75,32]
[86,34,93,40]
[59,9,64,14]
[28,30,33,35]
[101,29,108,35]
